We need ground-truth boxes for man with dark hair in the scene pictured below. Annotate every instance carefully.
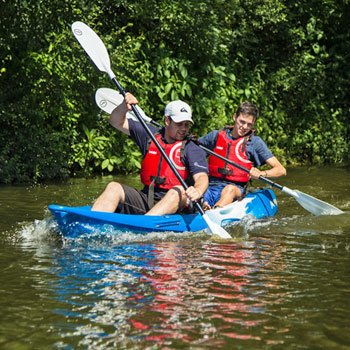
[199,101,286,209]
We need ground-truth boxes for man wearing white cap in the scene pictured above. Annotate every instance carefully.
[92,92,209,215]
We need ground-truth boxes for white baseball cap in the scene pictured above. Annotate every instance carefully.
[164,100,193,123]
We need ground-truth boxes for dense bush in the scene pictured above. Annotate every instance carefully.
[0,0,349,183]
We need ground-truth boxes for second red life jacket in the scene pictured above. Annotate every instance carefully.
[208,128,252,183]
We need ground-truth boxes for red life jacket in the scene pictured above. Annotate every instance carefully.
[140,133,189,190]
[208,128,253,183]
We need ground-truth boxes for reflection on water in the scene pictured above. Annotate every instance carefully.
[9,212,349,349]
[0,166,350,349]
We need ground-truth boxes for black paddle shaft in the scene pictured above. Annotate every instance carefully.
[193,140,284,191]
[111,77,206,215]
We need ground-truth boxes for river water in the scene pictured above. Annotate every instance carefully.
[1,166,349,349]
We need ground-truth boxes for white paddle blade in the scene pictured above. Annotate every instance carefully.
[202,213,232,239]
[294,190,343,216]
[95,87,152,122]
[283,187,343,216]
[71,21,115,79]
[95,88,124,114]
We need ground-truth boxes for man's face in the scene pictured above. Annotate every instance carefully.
[165,117,192,142]
[233,113,255,137]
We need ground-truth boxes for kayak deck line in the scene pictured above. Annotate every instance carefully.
[48,189,278,237]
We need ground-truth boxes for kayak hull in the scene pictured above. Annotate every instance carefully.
[48,189,277,237]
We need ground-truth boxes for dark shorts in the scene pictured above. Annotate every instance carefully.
[116,184,168,214]
[116,185,150,214]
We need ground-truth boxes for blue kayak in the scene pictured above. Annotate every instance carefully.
[48,189,277,237]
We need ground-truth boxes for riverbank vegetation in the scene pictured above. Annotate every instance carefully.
[1,0,349,183]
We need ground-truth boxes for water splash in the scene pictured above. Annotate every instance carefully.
[17,214,207,250]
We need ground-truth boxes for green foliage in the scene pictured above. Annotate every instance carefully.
[0,0,349,183]
[72,125,110,173]
[155,57,195,102]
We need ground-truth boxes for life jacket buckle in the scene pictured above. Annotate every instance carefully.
[150,176,166,185]
[218,167,233,176]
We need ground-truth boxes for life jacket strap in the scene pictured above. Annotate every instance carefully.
[147,156,164,209]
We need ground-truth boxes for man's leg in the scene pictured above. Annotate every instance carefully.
[146,186,186,215]
[92,181,125,212]
[203,184,226,210]
[214,184,241,208]
[202,185,216,210]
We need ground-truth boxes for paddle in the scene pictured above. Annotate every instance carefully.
[71,21,232,239]
[95,88,343,217]
[194,145,344,216]
[95,88,158,126]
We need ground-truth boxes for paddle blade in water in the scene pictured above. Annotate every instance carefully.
[293,190,343,216]
[202,213,232,239]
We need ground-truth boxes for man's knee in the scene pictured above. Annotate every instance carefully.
[223,184,241,198]
[225,184,237,193]
[105,182,124,199]
[168,186,185,200]
[105,181,120,191]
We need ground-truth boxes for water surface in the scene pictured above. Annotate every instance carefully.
[1,166,349,349]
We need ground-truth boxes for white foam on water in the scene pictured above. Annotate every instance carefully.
[209,215,268,241]
[15,213,209,250]
[18,217,61,246]
[52,222,208,248]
